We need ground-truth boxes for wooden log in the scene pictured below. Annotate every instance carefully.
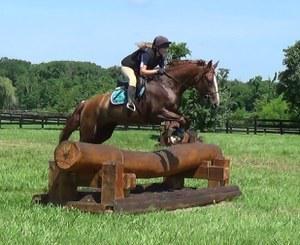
[48,161,77,204]
[55,141,224,178]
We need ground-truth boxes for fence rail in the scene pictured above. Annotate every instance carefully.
[0,111,160,131]
[1,111,300,135]
[218,118,300,135]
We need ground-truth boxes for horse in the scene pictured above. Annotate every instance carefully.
[59,59,220,144]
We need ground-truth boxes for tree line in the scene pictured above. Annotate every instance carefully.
[0,41,299,130]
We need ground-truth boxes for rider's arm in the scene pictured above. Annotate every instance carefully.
[140,65,159,76]
[139,53,159,76]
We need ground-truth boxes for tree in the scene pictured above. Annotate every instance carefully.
[0,76,17,109]
[0,57,31,86]
[167,42,191,62]
[278,40,300,119]
[0,58,117,111]
[254,94,290,120]
[227,79,252,111]
[181,69,235,130]
[225,75,277,113]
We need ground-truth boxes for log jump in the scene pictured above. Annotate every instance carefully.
[33,141,241,213]
[55,141,224,177]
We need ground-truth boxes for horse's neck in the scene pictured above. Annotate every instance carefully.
[164,65,200,96]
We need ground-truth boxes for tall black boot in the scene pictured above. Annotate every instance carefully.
[126,85,136,111]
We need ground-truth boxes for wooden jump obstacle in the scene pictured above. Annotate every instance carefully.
[33,141,241,213]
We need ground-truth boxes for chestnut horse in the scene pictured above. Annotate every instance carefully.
[59,59,219,144]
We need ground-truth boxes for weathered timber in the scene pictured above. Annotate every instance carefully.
[55,141,224,178]
[114,186,241,213]
[62,186,241,214]
[32,141,241,213]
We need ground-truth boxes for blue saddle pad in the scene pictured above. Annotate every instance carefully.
[110,84,146,106]
[110,87,127,105]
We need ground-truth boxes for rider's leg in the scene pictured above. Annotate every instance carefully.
[121,66,137,111]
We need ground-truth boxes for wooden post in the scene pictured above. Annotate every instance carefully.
[226,120,229,134]
[19,114,23,128]
[280,121,283,135]
[208,159,230,188]
[254,117,257,134]
[48,161,77,204]
[101,161,125,208]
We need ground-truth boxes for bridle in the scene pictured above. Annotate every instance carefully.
[163,70,222,98]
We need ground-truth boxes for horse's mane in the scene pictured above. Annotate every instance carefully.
[167,59,206,67]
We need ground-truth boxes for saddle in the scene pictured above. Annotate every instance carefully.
[110,78,146,105]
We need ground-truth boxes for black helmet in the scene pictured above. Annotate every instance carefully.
[152,36,171,49]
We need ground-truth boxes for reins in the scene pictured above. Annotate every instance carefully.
[163,71,182,84]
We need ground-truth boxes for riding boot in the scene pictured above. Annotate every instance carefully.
[126,85,136,112]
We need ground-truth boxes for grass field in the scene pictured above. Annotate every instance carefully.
[0,127,300,244]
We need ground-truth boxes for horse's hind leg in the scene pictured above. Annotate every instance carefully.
[79,118,99,143]
[79,126,98,143]
[94,124,117,144]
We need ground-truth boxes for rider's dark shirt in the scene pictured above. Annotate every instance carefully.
[121,48,164,74]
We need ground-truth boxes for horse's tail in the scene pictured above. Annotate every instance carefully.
[59,101,85,143]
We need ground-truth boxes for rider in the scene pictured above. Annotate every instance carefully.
[121,35,171,111]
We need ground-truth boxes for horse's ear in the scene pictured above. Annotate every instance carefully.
[206,60,213,70]
[214,61,219,69]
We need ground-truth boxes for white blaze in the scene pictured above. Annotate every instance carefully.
[213,74,220,106]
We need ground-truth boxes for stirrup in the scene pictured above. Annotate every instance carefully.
[126,102,136,112]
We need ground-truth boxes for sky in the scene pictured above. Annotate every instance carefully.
[0,0,299,81]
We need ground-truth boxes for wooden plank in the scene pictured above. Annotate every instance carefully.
[123,173,136,190]
[58,186,241,213]
[101,161,124,207]
[212,159,230,167]
[194,165,229,180]
[182,164,229,182]
[114,186,241,213]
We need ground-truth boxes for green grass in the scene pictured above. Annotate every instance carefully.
[0,127,300,244]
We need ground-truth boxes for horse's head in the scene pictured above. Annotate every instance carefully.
[164,59,220,106]
[194,60,220,106]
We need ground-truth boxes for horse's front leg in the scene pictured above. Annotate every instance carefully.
[157,108,189,129]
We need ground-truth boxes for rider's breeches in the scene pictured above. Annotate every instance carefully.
[121,66,137,87]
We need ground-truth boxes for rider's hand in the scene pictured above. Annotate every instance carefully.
[157,67,165,75]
